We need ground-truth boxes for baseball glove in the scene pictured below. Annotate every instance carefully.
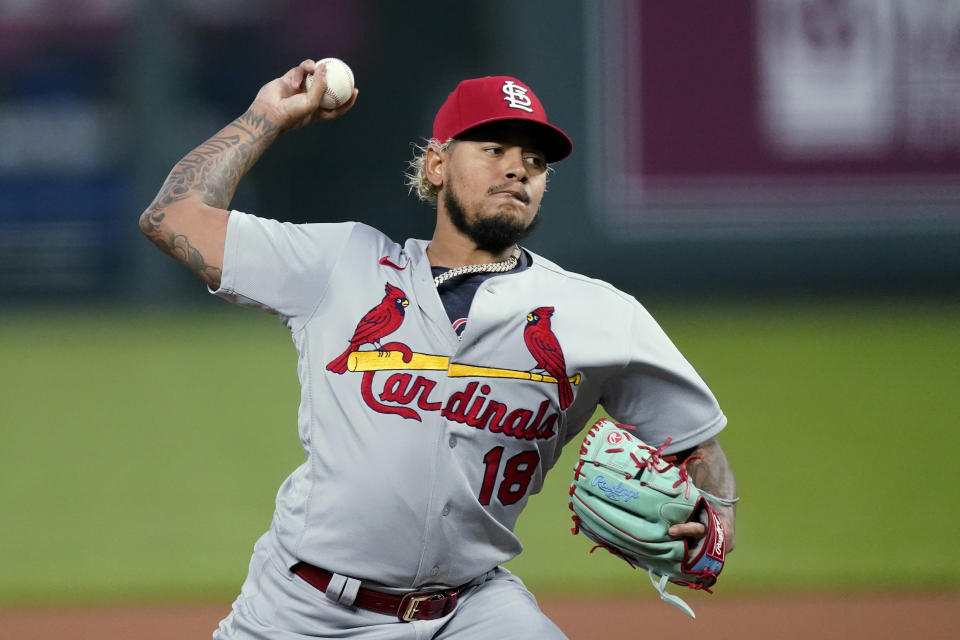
[568,418,726,617]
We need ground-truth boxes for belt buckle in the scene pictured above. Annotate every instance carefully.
[398,591,448,622]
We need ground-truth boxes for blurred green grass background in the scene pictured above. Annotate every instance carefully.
[2,298,958,606]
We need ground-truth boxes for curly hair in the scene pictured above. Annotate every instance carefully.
[404,138,455,205]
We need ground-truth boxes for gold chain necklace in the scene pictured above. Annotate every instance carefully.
[433,247,521,287]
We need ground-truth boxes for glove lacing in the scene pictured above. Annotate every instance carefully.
[631,436,699,501]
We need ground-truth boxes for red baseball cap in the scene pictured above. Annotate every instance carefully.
[432,76,573,163]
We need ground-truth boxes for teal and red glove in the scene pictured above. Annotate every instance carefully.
[568,419,726,617]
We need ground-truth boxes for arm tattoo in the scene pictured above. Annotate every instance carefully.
[139,210,223,288]
[684,437,737,549]
[685,438,737,502]
[140,109,281,286]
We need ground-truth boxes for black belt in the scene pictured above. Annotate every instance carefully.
[291,562,465,622]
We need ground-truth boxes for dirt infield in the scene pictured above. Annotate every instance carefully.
[1,592,957,639]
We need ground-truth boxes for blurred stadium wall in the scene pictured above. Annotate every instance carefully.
[1,0,958,303]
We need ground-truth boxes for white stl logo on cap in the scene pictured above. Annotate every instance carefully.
[501,80,534,113]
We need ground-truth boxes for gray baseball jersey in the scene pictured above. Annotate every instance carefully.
[212,210,726,590]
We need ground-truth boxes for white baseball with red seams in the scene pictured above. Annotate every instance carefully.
[305,57,354,109]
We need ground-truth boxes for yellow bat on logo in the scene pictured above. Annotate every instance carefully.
[347,350,581,386]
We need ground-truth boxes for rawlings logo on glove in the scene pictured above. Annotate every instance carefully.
[589,476,640,502]
[568,419,726,618]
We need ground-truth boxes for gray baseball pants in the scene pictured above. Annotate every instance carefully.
[213,534,567,639]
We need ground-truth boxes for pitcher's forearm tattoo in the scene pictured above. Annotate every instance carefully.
[685,439,737,502]
[672,439,736,498]
[681,437,737,549]
[140,109,281,286]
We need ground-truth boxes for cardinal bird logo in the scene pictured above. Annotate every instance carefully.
[523,306,573,410]
[326,283,410,374]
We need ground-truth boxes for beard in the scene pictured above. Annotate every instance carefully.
[443,188,540,254]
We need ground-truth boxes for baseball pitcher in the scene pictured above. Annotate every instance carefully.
[140,59,738,638]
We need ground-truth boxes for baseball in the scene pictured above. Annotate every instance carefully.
[305,57,355,110]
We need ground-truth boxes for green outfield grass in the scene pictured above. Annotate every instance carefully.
[1,298,958,605]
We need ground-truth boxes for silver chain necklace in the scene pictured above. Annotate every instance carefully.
[433,246,521,287]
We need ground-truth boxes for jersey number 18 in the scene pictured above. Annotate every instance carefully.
[478,447,540,506]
